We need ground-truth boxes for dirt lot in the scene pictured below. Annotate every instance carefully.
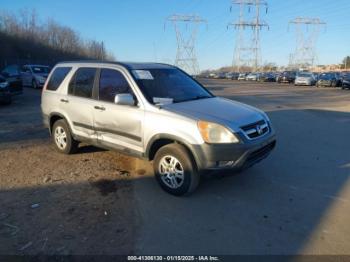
[1,80,350,255]
[0,89,145,255]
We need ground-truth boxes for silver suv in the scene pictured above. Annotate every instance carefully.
[41,61,276,195]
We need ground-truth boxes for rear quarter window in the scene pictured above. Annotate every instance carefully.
[46,67,72,91]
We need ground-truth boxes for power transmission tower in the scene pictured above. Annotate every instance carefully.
[228,0,269,72]
[166,14,207,75]
[288,17,326,69]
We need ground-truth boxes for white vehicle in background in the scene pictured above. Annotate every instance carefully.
[295,72,316,86]
[246,73,261,81]
[238,73,248,81]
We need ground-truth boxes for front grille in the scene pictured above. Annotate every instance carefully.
[241,119,269,140]
[247,141,276,163]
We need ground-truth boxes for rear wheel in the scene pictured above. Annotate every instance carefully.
[52,119,78,154]
[153,143,199,196]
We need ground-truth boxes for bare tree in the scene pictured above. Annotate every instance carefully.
[0,8,114,61]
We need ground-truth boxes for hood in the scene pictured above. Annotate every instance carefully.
[162,97,265,130]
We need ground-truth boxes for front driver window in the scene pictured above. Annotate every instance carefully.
[99,69,132,103]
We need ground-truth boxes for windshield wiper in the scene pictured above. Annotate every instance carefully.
[174,95,213,103]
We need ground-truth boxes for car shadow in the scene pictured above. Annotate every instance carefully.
[131,108,350,255]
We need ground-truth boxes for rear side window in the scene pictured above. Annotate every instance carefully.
[99,69,131,102]
[46,67,72,91]
[68,68,97,98]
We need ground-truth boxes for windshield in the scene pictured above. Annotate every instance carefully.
[132,68,213,104]
[343,74,350,80]
[320,74,332,80]
[31,66,50,74]
[298,73,312,77]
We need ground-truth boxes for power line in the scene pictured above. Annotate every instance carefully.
[288,17,326,69]
[165,14,207,75]
[228,0,269,72]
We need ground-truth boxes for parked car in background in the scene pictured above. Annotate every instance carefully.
[21,64,50,89]
[312,72,320,81]
[341,74,350,90]
[225,72,239,80]
[238,73,248,80]
[209,73,217,79]
[216,72,227,79]
[275,72,282,82]
[333,72,343,87]
[316,73,339,87]
[0,75,12,104]
[1,65,23,95]
[42,61,276,195]
[278,71,296,84]
[294,72,316,86]
[246,73,260,81]
[260,73,276,82]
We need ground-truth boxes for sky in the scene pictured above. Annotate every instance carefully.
[1,0,350,70]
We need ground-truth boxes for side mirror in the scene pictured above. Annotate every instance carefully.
[114,93,135,106]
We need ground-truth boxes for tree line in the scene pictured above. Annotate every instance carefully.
[0,9,115,68]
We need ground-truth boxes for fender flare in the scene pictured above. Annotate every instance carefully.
[145,133,200,166]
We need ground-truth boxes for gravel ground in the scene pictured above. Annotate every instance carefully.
[0,88,144,254]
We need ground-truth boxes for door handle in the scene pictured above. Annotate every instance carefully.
[94,105,105,111]
[60,99,69,103]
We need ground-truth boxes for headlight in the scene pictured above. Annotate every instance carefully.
[198,121,239,144]
[36,76,46,83]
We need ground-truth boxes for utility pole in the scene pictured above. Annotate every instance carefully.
[166,14,207,75]
[288,17,326,70]
[228,0,269,72]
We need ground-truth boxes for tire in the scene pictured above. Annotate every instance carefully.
[153,143,200,196]
[32,80,38,89]
[331,81,337,87]
[52,119,78,154]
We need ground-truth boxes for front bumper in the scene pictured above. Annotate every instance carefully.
[342,81,350,88]
[317,80,332,86]
[295,81,312,86]
[280,79,292,83]
[190,130,276,172]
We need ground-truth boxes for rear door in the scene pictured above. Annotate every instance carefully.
[62,67,98,140]
[93,68,144,154]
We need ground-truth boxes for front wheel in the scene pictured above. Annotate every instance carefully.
[153,143,199,196]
